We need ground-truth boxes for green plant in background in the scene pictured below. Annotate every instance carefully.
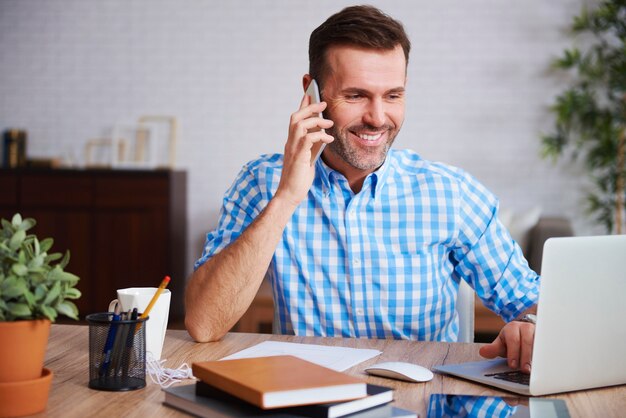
[542,0,626,233]
[0,213,81,321]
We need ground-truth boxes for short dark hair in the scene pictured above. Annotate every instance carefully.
[308,5,411,87]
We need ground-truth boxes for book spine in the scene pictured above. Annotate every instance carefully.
[2,129,27,168]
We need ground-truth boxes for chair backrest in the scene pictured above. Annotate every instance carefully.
[456,280,475,343]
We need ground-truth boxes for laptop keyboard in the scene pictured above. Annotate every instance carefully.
[484,370,530,385]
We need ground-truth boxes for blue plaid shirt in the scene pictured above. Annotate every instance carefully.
[196,149,540,341]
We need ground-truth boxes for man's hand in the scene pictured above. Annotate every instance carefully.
[478,321,535,374]
[276,94,334,207]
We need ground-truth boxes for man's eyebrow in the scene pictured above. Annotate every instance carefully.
[340,87,406,95]
[340,87,369,95]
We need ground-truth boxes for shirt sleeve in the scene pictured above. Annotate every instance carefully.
[450,171,540,322]
[194,163,268,270]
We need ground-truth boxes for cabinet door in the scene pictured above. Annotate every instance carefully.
[16,173,94,317]
[91,174,171,312]
[21,209,92,317]
[91,209,169,311]
[0,172,18,208]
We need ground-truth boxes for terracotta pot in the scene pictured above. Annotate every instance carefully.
[0,368,53,417]
[0,319,51,382]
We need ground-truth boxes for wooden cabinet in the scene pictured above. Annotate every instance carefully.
[0,169,187,323]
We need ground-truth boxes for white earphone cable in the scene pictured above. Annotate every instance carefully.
[145,352,195,388]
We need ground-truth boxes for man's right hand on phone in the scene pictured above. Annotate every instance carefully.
[275,94,334,208]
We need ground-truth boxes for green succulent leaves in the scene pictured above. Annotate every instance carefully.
[0,213,81,321]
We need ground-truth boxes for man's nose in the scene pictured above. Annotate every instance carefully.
[363,98,386,128]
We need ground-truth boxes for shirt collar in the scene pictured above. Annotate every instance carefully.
[315,157,333,196]
[315,152,395,199]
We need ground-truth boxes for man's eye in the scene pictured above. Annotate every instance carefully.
[345,94,362,100]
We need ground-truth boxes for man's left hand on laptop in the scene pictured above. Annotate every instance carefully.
[479,320,535,374]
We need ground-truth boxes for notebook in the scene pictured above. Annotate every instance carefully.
[434,235,626,396]
[163,383,416,418]
[191,355,367,409]
[195,380,393,418]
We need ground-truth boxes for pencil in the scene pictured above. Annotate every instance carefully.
[141,276,170,319]
[135,276,170,333]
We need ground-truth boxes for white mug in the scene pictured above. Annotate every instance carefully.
[108,287,171,360]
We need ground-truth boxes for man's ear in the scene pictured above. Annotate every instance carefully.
[302,74,313,93]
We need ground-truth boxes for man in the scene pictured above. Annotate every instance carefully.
[186,5,538,374]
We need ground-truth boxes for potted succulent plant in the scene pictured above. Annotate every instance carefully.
[542,0,626,234]
[0,213,81,417]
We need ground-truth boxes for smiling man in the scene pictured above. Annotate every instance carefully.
[186,5,539,374]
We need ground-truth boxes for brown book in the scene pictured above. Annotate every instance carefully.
[191,355,367,409]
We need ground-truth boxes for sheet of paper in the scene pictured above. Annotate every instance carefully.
[220,340,381,371]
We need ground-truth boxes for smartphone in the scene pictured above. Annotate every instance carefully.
[305,79,326,164]
[427,394,571,418]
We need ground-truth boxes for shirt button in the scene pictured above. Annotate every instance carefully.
[356,308,364,315]
[353,258,361,266]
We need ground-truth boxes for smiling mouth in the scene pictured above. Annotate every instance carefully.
[350,130,388,146]
[357,132,383,141]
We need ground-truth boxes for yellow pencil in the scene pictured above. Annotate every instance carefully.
[136,276,170,332]
[140,276,170,320]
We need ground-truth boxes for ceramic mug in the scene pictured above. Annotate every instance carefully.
[108,288,171,360]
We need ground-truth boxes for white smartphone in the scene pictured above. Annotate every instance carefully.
[305,79,326,164]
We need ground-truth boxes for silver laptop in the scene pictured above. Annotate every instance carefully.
[434,235,626,396]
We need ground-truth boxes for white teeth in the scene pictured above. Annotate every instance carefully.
[358,133,382,141]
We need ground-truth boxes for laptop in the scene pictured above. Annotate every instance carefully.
[434,235,626,396]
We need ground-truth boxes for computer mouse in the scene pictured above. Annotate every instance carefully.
[364,361,434,383]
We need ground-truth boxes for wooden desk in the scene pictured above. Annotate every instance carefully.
[41,325,625,417]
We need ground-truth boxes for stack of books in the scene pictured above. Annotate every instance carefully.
[162,355,417,417]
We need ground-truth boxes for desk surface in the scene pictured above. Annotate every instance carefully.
[40,325,625,417]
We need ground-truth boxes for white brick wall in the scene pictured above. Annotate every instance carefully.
[0,0,601,278]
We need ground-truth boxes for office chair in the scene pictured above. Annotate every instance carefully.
[456,280,475,343]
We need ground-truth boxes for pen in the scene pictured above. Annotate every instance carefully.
[135,275,170,333]
[111,310,134,376]
[121,308,139,377]
[99,307,121,377]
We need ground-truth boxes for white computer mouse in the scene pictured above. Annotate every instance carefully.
[364,361,434,383]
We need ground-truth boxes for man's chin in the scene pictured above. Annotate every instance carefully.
[325,135,392,171]
[343,153,388,172]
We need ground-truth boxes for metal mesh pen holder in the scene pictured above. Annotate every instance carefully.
[86,312,148,391]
